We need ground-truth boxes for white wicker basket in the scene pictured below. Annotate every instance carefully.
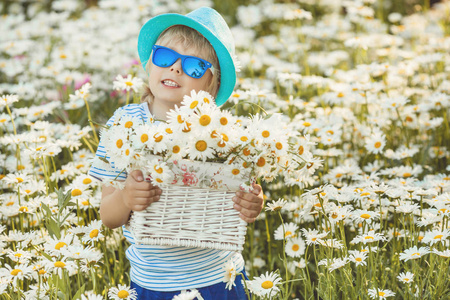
[127,156,254,252]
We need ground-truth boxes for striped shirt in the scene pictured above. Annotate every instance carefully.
[88,103,244,291]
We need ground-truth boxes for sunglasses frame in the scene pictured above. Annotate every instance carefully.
[151,45,214,79]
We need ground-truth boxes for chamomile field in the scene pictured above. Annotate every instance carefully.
[0,0,449,299]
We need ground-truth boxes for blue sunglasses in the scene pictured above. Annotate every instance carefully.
[151,45,214,79]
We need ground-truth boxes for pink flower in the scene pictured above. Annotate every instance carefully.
[182,172,198,186]
[75,75,91,90]
[181,164,187,172]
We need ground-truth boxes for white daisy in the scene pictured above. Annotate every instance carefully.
[186,132,216,162]
[222,260,237,291]
[247,271,282,297]
[368,288,395,299]
[399,246,430,261]
[274,222,299,240]
[113,74,144,93]
[108,284,138,300]
[285,237,306,258]
[397,271,414,284]
[81,220,104,245]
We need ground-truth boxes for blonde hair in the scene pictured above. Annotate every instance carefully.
[141,25,221,104]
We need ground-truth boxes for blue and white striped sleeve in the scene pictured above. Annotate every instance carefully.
[88,108,128,182]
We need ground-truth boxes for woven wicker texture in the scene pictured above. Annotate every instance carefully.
[129,184,247,252]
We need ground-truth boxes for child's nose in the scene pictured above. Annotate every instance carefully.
[170,59,183,75]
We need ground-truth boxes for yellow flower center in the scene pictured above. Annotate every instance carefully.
[82,178,92,184]
[360,192,370,196]
[232,169,240,175]
[124,121,133,128]
[257,157,266,167]
[71,189,82,196]
[220,117,228,125]
[38,269,46,275]
[154,166,163,174]
[434,235,443,239]
[195,140,207,152]
[125,81,133,86]
[165,128,173,134]
[125,149,130,156]
[240,136,248,142]
[55,242,67,250]
[261,280,274,289]
[303,122,311,127]
[364,236,374,240]
[154,134,163,142]
[17,165,25,170]
[203,97,210,104]
[337,92,345,97]
[404,278,409,281]
[285,231,292,237]
[292,244,299,251]
[199,115,211,126]
[412,253,420,257]
[275,142,283,150]
[140,134,148,143]
[81,200,90,206]
[360,213,371,219]
[16,177,24,183]
[173,145,180,153]
[177,115,184,123]
[379,292,385,296]
[156,178,163,183]
[262,130,270,138]
[54,261,66,268]
[374,142,382,148]
[356,257,362,262]
[11,269,22,276]
[116,139,123,148]
[19,206,28,212]
[190,101,198,109]
[117,290,129,298]
[89,229,99,238]
[14,253,23,257]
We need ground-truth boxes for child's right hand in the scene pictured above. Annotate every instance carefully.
[123,170,162,211]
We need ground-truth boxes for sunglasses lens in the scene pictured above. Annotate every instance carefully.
[153,48,177,67]
[184,57,208,78]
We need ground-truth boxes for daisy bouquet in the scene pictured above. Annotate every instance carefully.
[97,90,320,250]
[100,90,320,192]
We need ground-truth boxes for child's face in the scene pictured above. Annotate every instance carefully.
[148,41,213,108]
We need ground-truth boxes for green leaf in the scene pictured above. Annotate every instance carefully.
[47,218,61,239]
[72,283,86,300]
[41,203,52,217]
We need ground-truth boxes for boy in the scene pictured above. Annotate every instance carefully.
[89,7,263,299]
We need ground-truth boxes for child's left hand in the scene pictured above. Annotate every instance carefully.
[232,183,264,223]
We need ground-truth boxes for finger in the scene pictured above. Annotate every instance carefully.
[238,206,260,219]
[243,200,263,210]
[131,204,148,212]
[239,213,256,223]
[130,169,144,182]
[133,181,157,191]
[251,183,262,195]
[130,197,154,206]
[235,191,263,203]
[134,189,162,198]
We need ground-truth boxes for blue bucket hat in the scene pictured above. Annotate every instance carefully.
[138,7,236,106]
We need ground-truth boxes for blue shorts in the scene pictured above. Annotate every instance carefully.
[130,272,249,300]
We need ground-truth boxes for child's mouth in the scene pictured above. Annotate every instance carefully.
[162,80,180,88]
